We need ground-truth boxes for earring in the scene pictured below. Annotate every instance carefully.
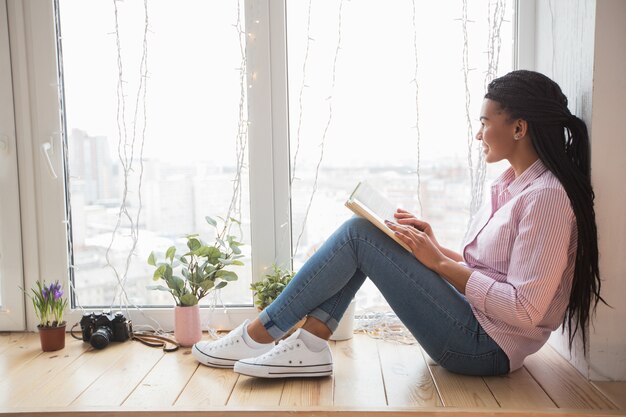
[514,134,520,141]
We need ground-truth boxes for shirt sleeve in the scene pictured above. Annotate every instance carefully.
[465,188,575,329]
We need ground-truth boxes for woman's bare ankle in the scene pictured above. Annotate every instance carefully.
[246,319,275,344]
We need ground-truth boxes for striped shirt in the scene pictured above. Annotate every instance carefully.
[463,159,577,372]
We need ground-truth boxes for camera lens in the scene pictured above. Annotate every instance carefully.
[90,326,113,350]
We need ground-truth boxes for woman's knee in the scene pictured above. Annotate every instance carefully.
[341,216,374,237]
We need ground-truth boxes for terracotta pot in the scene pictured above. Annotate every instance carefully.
[38,323,66,352]
[175,305,202,347]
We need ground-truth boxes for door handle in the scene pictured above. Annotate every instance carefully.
[41,137,58,179]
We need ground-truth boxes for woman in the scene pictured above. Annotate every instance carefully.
[192,70,604,377]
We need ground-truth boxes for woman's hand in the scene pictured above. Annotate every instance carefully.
[384,218,446,272]
[393,208,440,248]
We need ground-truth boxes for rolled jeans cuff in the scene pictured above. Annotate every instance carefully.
[258,308,289,340]
[308,307,340,333]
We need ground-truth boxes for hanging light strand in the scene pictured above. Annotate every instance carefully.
[460,0,476,233]
[105,0,150,315]
[410,0,423,216]
[468,0,506,224]
[293,0,345,259]
[219,0,249,241]
[290,0,314,186]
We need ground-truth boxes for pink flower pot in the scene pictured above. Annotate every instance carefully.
[174,305,202,347]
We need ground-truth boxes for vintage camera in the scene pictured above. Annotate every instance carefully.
[80,311,132,349]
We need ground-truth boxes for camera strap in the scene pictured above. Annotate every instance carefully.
[132,331,180,352]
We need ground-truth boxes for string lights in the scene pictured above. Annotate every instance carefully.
[69,0,249,335]
[467,0,507,235]
[220,0,248,242]
[460,0,476,234]
[292,0,345,259]
[410,0,423,216]
[105,0,150,316]
[290,0,314,187]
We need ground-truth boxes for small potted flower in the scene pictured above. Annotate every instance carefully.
[25,280,69,351]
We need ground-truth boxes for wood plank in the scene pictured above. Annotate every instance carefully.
[483,366,557,409]
[175,364,240,407]
[332,334,387,407]
[279,375,334,406]
[0,332,29,351]
[0,334,91,406]
[419,346,499,408]
[377,340,441,407]
[421,346,499,408]
[227,375,285,406]
[3,407,626,416]
[428,366,500,408]
[592,381,626,410]
[525,344,617,410]
[14,336,133,408]
[123,347,199,407]
[279,340,334,407]
[0,332,43,378]
[70,340,165,407]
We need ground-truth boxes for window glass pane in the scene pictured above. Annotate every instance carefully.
[287,1,513,308]
[58,0,252,307]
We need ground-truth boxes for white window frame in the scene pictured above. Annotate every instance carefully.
[515,0,536,70]
[4,0,530,331]
[0,0,26,330]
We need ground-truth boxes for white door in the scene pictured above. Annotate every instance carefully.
[0,0,26,330]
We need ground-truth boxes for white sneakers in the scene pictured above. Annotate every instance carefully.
[192,323,333,378]
[192,319,274,368]
[234,329,333,378]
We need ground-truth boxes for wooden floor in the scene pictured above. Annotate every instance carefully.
[0,331,624,417]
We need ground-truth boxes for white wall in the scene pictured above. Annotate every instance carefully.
[534,0,626,381]
[587,0,626,381]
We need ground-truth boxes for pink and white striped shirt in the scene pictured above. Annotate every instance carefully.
[463,159,577,372]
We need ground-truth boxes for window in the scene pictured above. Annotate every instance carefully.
[57,0,253,308]
[8,0,519,330]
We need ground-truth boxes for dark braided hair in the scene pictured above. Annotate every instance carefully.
[485,70,607,352]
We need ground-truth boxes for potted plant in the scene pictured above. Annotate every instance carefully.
[24,280,69,352]
[250,263,295,311]
[148,216,244,347]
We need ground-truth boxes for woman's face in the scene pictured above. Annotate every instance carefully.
[476,99,517,163]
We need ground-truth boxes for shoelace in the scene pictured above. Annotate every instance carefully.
[209,332,241,350]
[264,341,300,357]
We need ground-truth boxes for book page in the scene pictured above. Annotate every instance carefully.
[345,181,412,252]
[350,181,398,223]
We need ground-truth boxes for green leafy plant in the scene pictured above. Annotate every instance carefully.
[23,280,68,328]
[250,264,295,310]
[147,216,244,306]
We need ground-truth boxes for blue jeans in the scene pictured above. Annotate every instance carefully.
[259,217,510,376]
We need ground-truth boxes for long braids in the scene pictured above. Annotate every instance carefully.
[485,70,607,352]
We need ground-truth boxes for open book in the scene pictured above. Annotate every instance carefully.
[345,182,412,253]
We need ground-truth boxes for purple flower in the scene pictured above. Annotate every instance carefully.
[53,289,63,300]
[42,286,49,300]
